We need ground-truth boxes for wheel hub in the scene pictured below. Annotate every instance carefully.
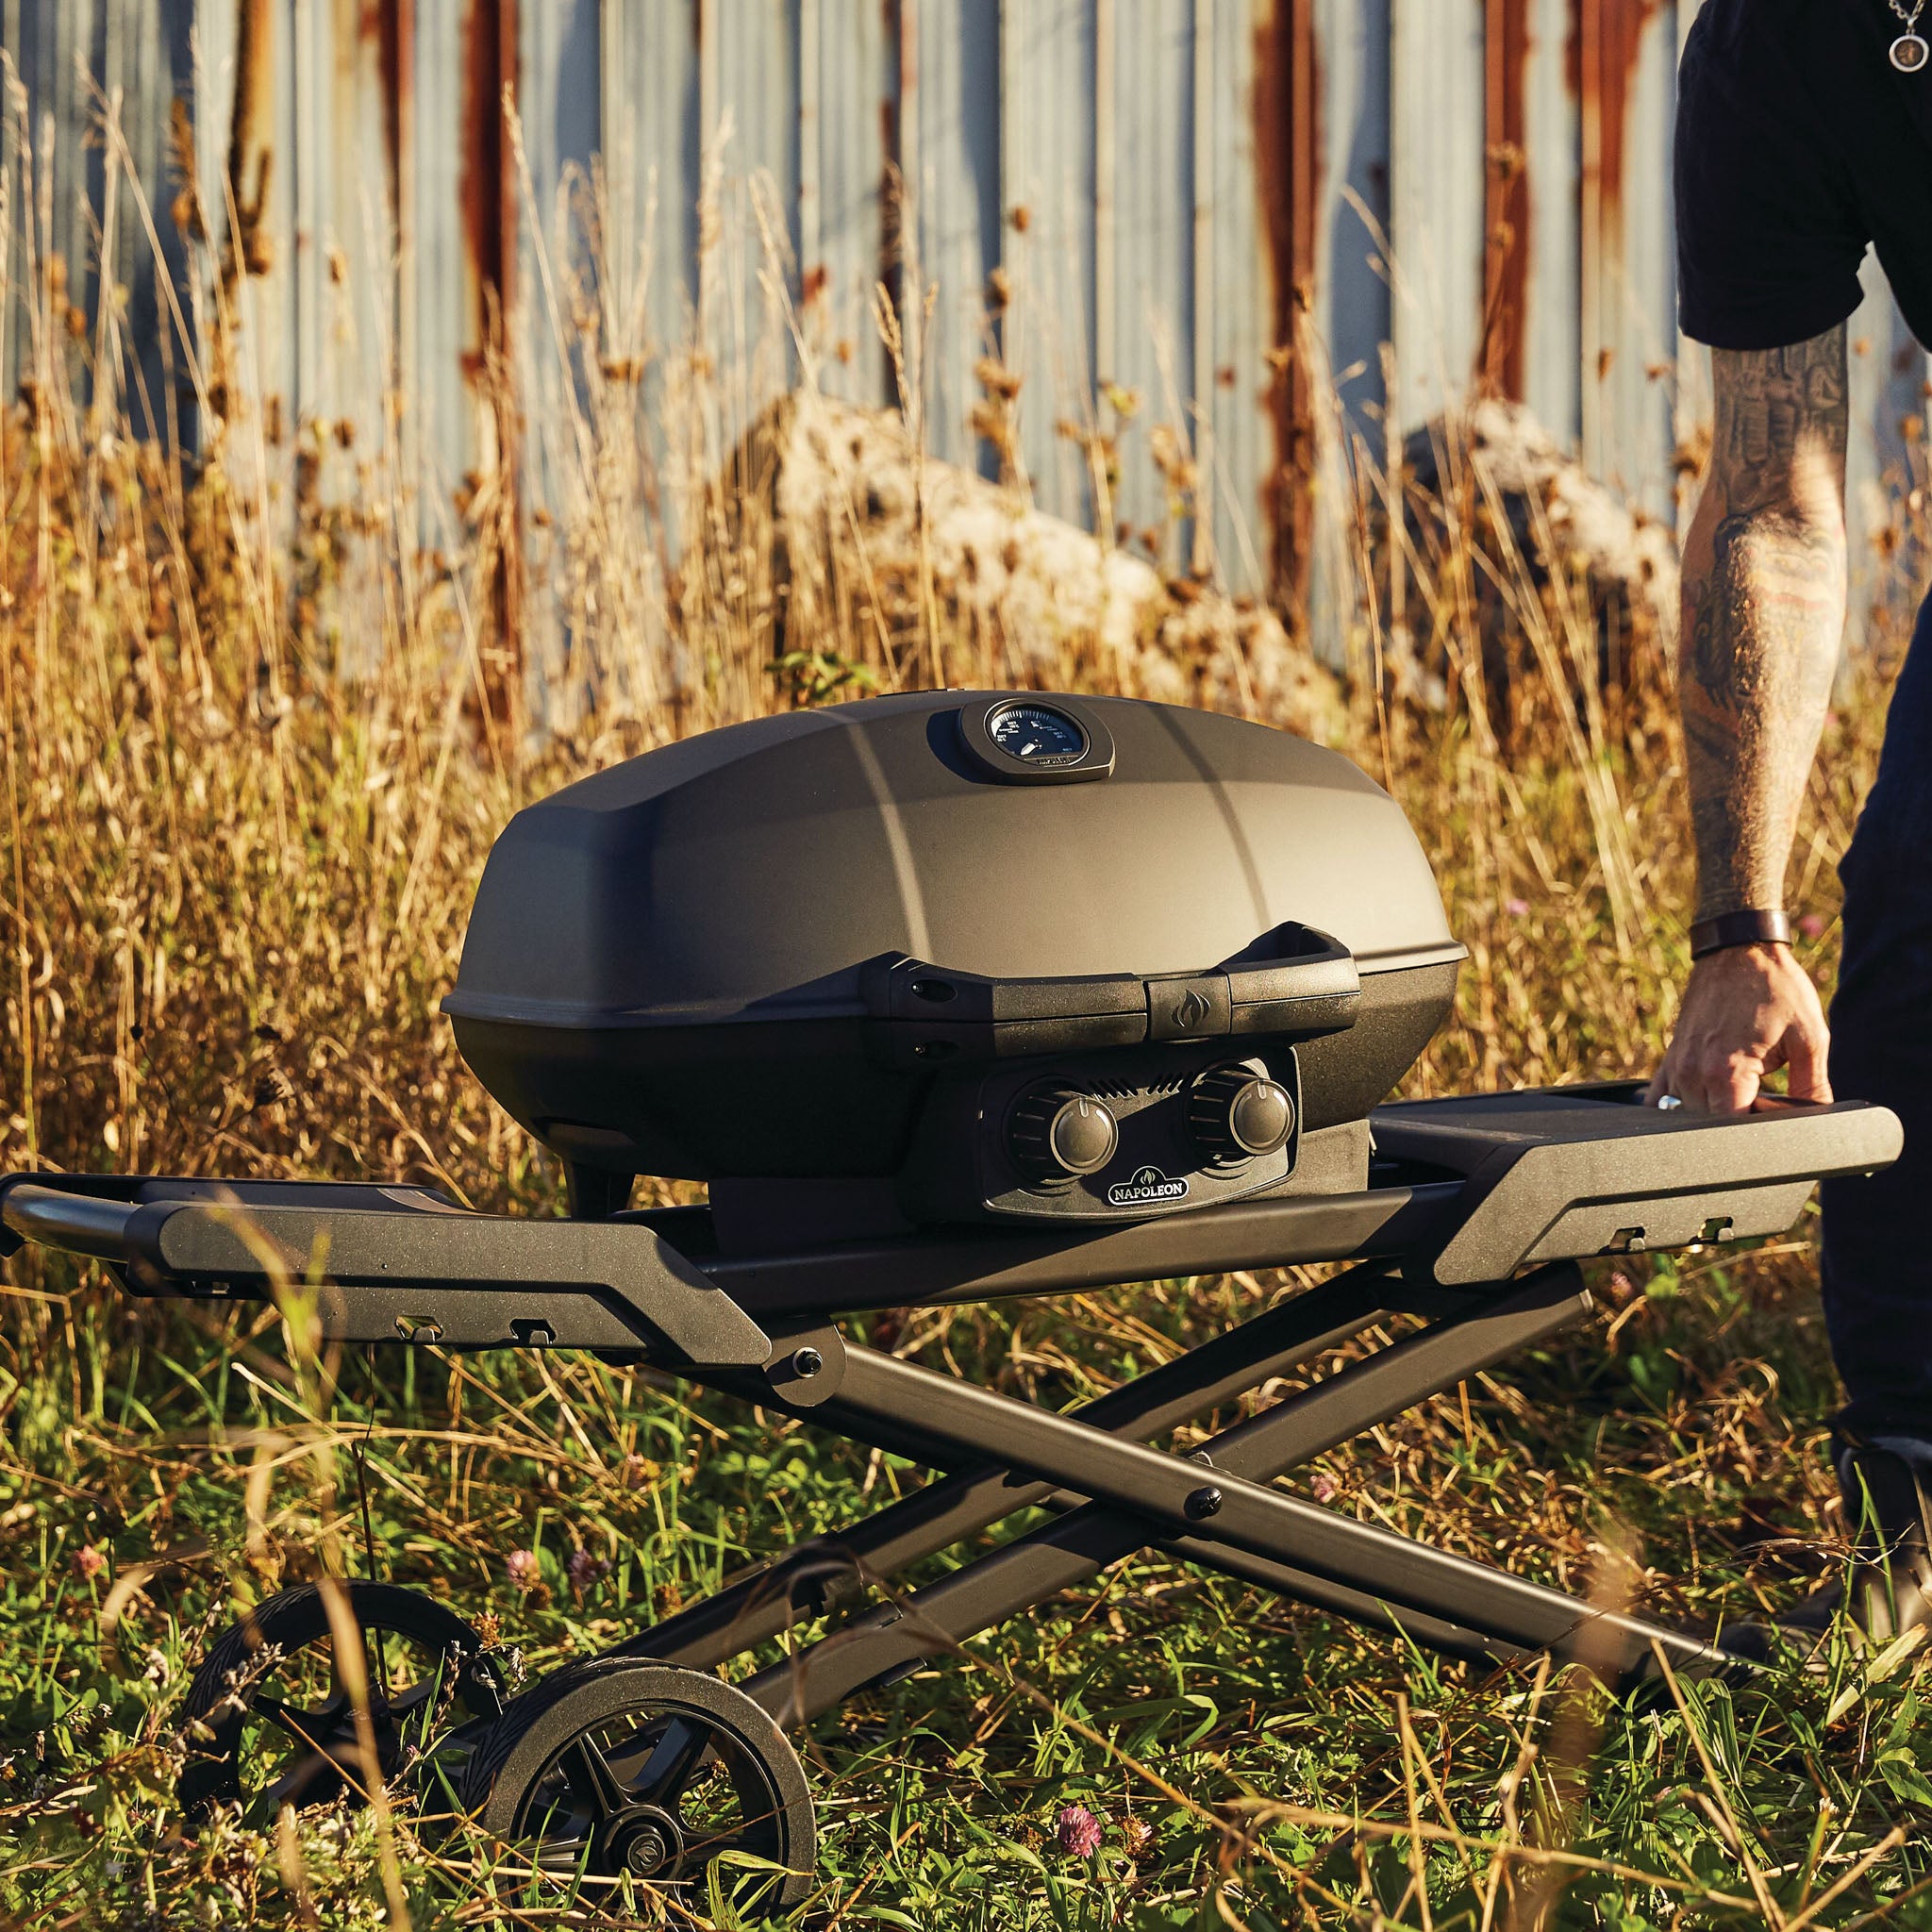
[624,1829,667,1874]
[604,1805,685,1881]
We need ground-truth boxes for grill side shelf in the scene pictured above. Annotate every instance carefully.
[1370,1089,1905,1286]
[0,1182,770,1369]
[2,1086,1905,1329]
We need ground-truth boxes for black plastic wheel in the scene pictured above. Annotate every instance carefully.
[461,1657,816,1909]
[176,1581,508,1819]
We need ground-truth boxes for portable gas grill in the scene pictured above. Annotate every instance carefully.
[1,690,1901,1907]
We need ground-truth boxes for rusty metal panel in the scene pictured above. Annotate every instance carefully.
[896,0,999,471]
[1389,0,1486,430]
[157,0,366,453]
[408,0,473,515]
[92,1,187,434]
[1101,0,1192,545]
[1309,0,1390,443]
[190,0,231,291]
[700,0,801,438]
[1843,258,1930,646]
[1,0,159,415]
[1195,0,1269,593]
[10,0,1930,675]
[1303,0,1390,658]
[996,0,1096,522]
[1480,0,1524,398]
[4,0,190,424]
[224,0,298,436]
[334,0,400,426]
[292,0,402,451]
[704,0,802,221]
[8,0,92,375]
[1517,0,1578,443]
[459,0,517,388]
[797,0,888,403]
[1579,0,1677,511]
[598,0,699,402]
[518,0,598,276]
[288,0,328,419]
[516,0,598,576]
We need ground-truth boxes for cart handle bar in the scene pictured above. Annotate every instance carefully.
[0,1182,772,1372]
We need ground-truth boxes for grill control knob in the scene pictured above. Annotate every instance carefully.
[1007,1085,1119,1183]
[1188,1064,1295,1160]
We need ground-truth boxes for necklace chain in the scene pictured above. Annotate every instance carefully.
[1895,0,1926,33]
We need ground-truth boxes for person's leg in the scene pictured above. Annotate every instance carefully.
[1816,586,1932,1633]
[1822,586,1932,1440]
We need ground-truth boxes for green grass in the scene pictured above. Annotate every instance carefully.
[5,1229,1932,1928]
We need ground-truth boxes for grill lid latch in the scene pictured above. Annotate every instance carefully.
[1144,974,1232,1041]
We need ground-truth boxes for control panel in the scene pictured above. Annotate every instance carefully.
[898,1044,1324,1224]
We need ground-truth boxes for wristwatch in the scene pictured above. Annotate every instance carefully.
[1690,908,1791,958]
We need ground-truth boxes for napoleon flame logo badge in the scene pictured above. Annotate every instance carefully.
[1169,987,1210,1034]
[1107,1164,1190,1208]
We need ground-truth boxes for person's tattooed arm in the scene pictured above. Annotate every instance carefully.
[1649,325,1846,1114]
[1680,325,1849,921]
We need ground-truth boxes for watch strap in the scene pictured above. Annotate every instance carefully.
[1690,908,1791,958]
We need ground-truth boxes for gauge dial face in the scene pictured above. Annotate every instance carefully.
[988,702,1087,764]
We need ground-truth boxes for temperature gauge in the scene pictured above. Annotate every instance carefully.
[987,703,1087,765]
[958,695,1116,784]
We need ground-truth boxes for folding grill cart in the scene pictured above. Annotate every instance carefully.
[0,691,1901,1909]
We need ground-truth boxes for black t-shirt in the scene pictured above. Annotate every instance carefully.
[1677,0,1932,351]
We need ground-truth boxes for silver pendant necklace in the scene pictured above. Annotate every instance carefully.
[1892,0,1930,71]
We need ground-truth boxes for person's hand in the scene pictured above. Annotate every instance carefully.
[1644,941,1833,1114]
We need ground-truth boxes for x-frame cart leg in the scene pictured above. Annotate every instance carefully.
[735,1263,1736,1726]
[609,1262,1401,1670]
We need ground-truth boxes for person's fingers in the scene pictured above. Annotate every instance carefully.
[1646,1039,1696,1107]
[1674,1042,1760,1114]
[1713,1054,1763,1115]
[1779,1014,1834,1104]
[1671,1055,1713,1113]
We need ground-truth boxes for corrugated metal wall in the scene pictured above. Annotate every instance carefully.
[6,0,1927,616]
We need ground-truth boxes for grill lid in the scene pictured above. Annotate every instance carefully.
[442,690,1462,1041]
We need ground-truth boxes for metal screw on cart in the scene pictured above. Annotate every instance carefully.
[791,1347,824,1378]
[1185,1485,1223,1521]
